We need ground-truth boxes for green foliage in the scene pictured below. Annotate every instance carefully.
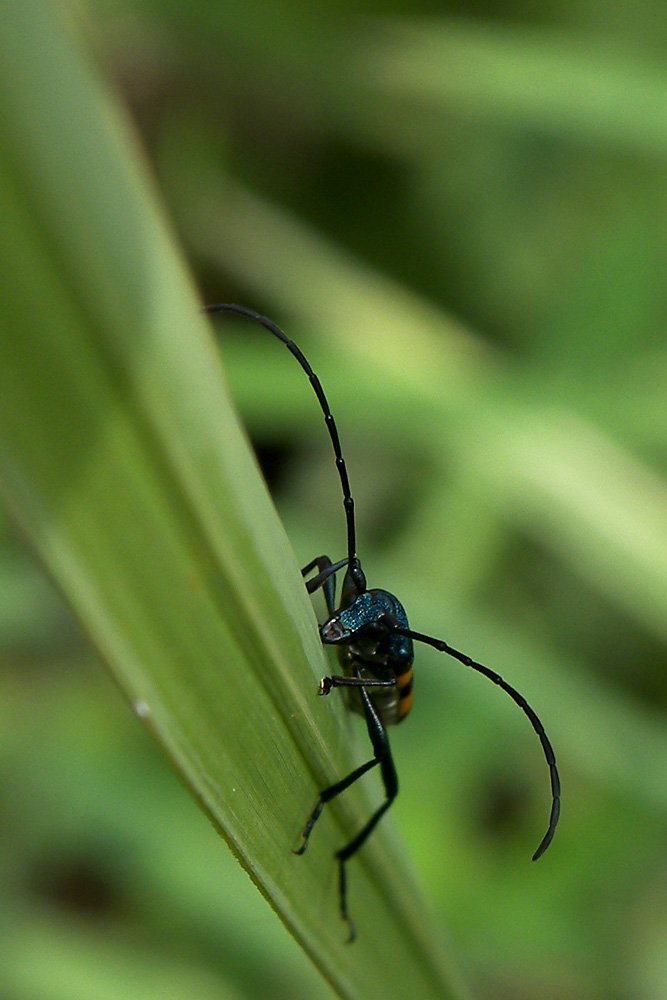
[1,2,666,1000]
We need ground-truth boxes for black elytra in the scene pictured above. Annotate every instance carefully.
[205,303,561,942]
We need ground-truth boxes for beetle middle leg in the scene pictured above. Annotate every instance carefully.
[295,671,398,941]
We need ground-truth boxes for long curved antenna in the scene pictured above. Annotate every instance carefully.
[205,304,365,592]
[399,626,560,859]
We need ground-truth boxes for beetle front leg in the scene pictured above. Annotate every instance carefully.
[301,555,348,615]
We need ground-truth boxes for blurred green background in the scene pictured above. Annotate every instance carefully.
[2,1,667,998]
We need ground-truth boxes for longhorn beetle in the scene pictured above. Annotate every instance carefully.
[205,303,561,942]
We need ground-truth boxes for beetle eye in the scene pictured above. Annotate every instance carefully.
[360,620,386,639]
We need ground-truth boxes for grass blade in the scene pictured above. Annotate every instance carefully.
[0,4,466,998]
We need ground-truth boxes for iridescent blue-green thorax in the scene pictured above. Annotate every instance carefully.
[320,589,414,725]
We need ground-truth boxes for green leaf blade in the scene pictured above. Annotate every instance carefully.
[0,4,465,998]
